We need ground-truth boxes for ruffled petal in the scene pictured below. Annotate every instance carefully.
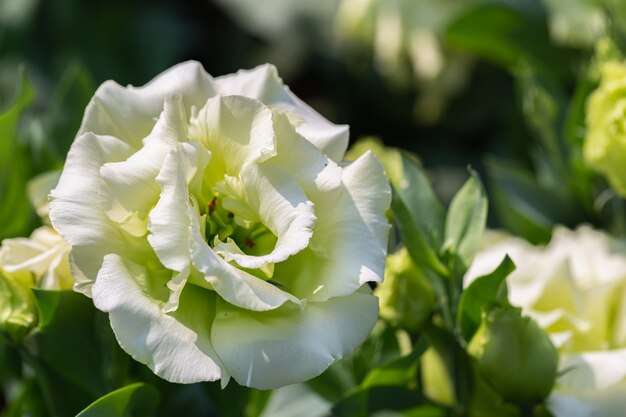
[188,95,277,188]
[91,254,225,384]
[213,64,349,162]
[148,141,210,311]
[79,61,216,148]
[100,95,189,237]
[270,112,342,203]
[212,163,316,269]
[0,226,71,290]
[274,151,390,301]
[49,132,135,296]
[211,288,378,389]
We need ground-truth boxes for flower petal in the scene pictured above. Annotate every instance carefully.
[213,64,349,162]
[213,163,316,270]
[92,254,225,384]
[79,61,216,148]
[270,112,342,203]
[100,95,189,237]
[0,227,72,290]
[556,349,626,391]
[548,382,626,417]
[188,95,277,188]
[49,132,135,296]
[274,151,391,301]
[148,141,210,311]
[211,288,378,389]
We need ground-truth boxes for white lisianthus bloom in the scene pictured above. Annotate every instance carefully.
[466,226,626,417]
[49,62,391,389]
[0,226,72,291]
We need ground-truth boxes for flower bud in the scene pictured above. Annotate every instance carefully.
[377,247,435,331]
[468,306,558,406]
[0,269,37,342]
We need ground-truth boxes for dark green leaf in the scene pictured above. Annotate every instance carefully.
[30,289,129,417]
[361,338,428,389]
[331,386,428,417]
[457,256,515,342]
[485,157,580,244]
[391,151,446,250]
[446,3,574,81]
[0,66,35,240]
[392,192,449,278]
[75,383,159,417]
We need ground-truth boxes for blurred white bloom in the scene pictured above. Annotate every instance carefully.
[467,226,626,417]
[0,226,72,291]
[336,0,473,123]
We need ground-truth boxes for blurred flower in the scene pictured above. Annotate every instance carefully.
[336,0,474,124]
[0,226,72,291]
[584,58,626,197]
[49,62,391,389]
[541,0,606,47]
[0,169,72,340]
[467,226,626,417]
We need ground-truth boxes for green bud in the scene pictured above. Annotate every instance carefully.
[468,306,558,406]
[0,269,37,342]
[377,247,435,331]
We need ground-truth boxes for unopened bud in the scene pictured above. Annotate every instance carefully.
[468,306,558,405]
[377,247,435,331]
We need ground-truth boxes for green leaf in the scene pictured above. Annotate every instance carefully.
[75,383,159,417]
[331,386,430,417]
[258,384,330,417]
[392,192,449,278]
[457,256,516,342]
[0,66,34,163]
[442,170,488,275]
[361,338,428,389]
[30,289,129,416]
[0,66,35,240]
[515,63,568,188]
[446,3,574,81]
[38,62,95,160]
[402,405,449,417]
[485,157,581,244]
[391,151,446,250]
[245,389,272,417]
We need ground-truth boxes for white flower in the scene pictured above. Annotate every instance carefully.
[466,226,626,417]
[0,226,72,291]
[49,62,391,389]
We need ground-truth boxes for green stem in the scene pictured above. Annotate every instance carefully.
[17,346,60,417]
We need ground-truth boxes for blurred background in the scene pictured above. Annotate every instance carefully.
[1,0,625,243]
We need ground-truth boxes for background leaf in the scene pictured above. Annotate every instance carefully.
[442,170,488,275]
[75,383,159,417]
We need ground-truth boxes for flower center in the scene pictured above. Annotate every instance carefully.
[204,196,277,257]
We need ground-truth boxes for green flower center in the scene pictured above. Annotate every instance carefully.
[204,196,277,258]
